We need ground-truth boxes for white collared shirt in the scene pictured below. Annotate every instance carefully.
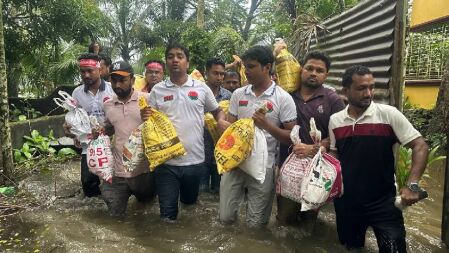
[329,102,421,151]
[228,82,297,167]
[149,76,219,166]
[72,80,114,154]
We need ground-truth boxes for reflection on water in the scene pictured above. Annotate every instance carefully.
[0,161,447,252]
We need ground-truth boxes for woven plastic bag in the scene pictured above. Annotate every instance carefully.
[53,90,92,144]
[215,118,254,174]
[300,118,343,211]
[190,69,205,81]
[275,48,301,93]
[87,132,114,183]
[276,125,312,203]
[123,124,145,172]
[232,55,248,86]
[138,96,186,171]
[204,100,230,144]
[239,126,268,184]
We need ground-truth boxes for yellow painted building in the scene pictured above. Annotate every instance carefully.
[404,81,440,109]
[410,0,449,30]
[404,0,448,109]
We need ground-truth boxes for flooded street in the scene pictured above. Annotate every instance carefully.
[0,159,447,252]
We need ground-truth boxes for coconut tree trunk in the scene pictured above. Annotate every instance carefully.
[196,0,205,29]
[0,0,14,184]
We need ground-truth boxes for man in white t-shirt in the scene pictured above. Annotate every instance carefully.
[328,65,429,252]
[141,43,228,221]
[219,45,297,227]
[63,53,114,197]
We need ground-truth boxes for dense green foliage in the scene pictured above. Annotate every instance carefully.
[3,0,363,98]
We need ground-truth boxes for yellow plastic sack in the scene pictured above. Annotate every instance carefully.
[204,100,230,144]
[215,118,254,174]
[275,49,301,93]
[190,69,205,82]
[133,74,147,92]
[138,96,186,171]
[232,55,248,86]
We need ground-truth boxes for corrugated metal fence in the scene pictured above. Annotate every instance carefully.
[308,0,406,106]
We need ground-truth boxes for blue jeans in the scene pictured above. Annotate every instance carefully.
[199,162,221,193]
[155,163,204,220]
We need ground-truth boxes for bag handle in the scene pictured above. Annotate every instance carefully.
[53,97,65,108]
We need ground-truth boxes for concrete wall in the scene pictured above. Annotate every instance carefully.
[10,115,65,149]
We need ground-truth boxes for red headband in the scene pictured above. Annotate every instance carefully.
[145,62,163,71]
[79,59,100,68]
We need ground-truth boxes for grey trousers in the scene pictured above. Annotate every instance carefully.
[101,172,155,216]
[219,166,275,227]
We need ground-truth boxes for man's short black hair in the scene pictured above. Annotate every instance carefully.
[144,59,165,71]
[224,70,241,81]
[165,42,189,61]
[98,53,112,66]
[78,53,101,62]
[342,65,372,88]
[241,46,274,67]
[206,58,225,71]
[301,51,331,72]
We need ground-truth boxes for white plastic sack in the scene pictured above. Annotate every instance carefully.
[239,126,268,184]
[276,125,311,203]
[300,149,339,211]
[86,133,114,183]
[54,90,91,144]
[123,124,145,172]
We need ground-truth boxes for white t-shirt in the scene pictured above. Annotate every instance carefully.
[228,82,297,167]
[149,76,219,166]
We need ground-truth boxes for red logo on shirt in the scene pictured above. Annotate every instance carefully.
[188,91,198,100]
[164,95,174,102]
[266,101,274,113]
[239,100,248,107]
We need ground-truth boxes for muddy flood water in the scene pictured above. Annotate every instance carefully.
[0,159,448,252]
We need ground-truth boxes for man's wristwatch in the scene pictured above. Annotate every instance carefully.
[408,182,422,192]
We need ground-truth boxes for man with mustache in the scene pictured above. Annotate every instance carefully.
[63,53,115,198]
[329,65,428,252]
[100,61,155,216]
[277,51,345,226]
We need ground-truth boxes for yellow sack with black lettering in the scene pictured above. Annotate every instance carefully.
[204,100,231,144]
[275,49,301,93]
[215,118,254,174]
[138,96,186,171]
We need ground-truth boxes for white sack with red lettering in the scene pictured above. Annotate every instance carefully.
[87,133,114,183]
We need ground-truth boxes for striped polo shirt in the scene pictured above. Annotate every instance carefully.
[149,76,219,166]
[228,82,297,167]
[329,102,421,205]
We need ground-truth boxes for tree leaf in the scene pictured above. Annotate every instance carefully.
[57,148,77,157]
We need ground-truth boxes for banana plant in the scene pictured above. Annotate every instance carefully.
[396,145,446,190]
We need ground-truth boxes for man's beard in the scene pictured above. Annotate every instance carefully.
[114,87,132,98]
[83,78,97,86]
